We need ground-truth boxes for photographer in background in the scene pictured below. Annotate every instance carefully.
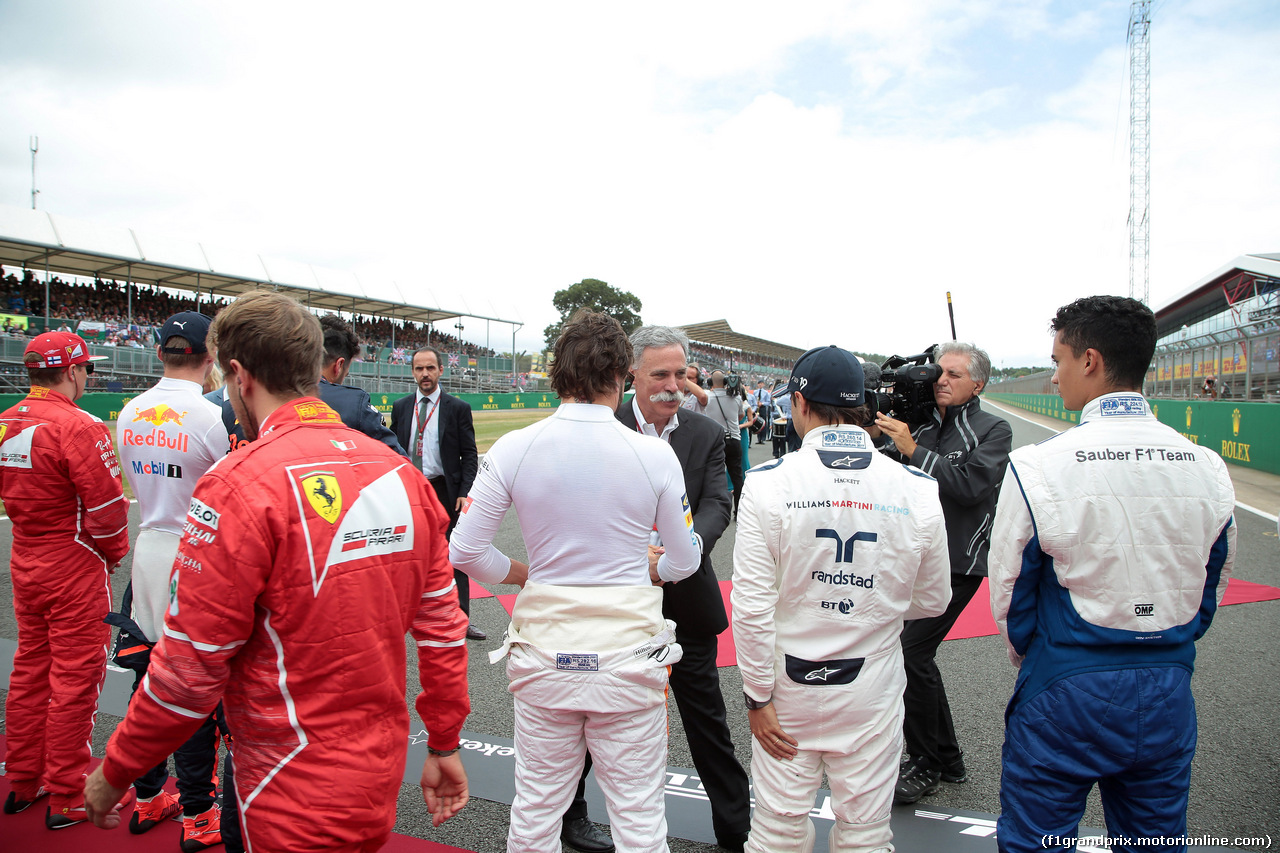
[873,341,1012,804]
[681,362,709,414]
[704,369,746,518]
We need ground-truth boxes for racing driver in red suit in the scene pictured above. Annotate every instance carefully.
[82,292,471,851]
[1,331,130,828]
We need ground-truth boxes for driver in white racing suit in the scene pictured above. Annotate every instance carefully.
[733,346,951,853]
[449,310,701,853]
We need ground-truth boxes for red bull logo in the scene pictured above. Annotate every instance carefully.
[133,404,187,426]
[122,428,189,453]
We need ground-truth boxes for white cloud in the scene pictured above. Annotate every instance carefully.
[0,0,1275,367]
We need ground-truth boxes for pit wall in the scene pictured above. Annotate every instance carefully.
[986,392,1276,475]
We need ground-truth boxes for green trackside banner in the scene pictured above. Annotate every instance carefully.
[986,392,1279,475]
[0,391,563,423]
[0,393,136,422]
[365,392,563,416]
[985,392,1080,426]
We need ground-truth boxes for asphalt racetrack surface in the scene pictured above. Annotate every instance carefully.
[2,401,1278,852]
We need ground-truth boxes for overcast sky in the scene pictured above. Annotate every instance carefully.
[1,0,1276,366]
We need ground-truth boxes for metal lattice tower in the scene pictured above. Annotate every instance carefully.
[1128,0,1151,305]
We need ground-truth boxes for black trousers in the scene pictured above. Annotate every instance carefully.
[430,475,470,616]
[900,572,984,771]
[567,632,751,839]
[130,673,222,815]
[723,436,744,516]
[222,748,244,853]
[786,420,801,453]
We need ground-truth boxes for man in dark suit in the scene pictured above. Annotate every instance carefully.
[391,345,483,640]
[318,314,406,456]
[559,326,750,853]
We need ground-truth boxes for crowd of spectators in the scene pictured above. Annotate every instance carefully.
[2,266,795,376]
[687,343,792,378]
[351,317,497,364]
[0,266,500,364]
[3,266,228,330]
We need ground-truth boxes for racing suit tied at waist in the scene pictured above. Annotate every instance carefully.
[492,580,682,712]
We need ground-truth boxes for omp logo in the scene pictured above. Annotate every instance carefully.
[1134,603,1155,616]
[132,404,186,426]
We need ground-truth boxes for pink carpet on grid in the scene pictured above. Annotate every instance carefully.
[0,735,474,853]
[476,576,1280,668]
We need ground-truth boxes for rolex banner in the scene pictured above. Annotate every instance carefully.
[1147,399,1275,474]
[988,393,1279,476]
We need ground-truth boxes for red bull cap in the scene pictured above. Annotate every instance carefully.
[23,331,108,369]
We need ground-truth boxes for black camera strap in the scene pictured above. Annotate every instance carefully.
[711,393,737,441]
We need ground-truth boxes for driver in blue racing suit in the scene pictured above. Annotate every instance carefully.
[989,296,1236,853]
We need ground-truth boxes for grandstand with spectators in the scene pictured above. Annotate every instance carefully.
[0,206,802,399]
[0,205,521,397]
[989,253,1280,403]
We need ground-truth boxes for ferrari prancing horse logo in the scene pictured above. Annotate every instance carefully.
[304,473,342,524]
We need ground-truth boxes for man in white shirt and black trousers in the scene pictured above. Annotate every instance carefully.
[391,346,483,640]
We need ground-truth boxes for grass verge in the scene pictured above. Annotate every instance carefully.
[0,407,554,517]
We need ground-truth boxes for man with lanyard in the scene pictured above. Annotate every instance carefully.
[989,296,1235,853]
[84,291,471,850]
[1,332,130,828]
[391,346,482,639]
[116,311,230,849]
[733,344,950,852]
[873,341,1012,803]
[556,325,751,853]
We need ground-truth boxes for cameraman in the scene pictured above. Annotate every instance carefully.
[873,341,1012,804]
[705,370,746,517]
